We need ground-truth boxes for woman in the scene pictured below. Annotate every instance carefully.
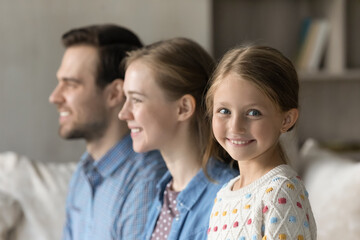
[119,38,237,240]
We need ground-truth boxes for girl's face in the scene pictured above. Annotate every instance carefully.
[119,60,179,153]
[212,73,287,164]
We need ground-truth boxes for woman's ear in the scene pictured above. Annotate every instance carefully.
[281,108,299,133]
[105,79,125,107]
[177,94,196,121]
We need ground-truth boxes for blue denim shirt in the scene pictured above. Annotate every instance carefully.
[144,158,238,240]
[63,135,167,240]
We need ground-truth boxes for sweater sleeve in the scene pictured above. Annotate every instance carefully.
[261,176,316,240]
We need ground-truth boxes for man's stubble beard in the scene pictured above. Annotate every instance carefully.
[59,121,108,142]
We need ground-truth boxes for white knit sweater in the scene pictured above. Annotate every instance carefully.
[207,165,316,240]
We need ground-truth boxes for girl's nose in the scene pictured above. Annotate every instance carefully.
[231,114,246,133]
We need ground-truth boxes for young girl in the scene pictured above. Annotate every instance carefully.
[206,46,317,240]
[118,38,237,240]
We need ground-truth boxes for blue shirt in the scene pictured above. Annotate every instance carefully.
[144,158,238,240]
[63,135,167,240]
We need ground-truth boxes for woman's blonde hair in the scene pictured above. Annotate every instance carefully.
[125,37,215,173]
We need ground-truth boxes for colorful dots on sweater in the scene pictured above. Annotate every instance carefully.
[270,217,278,224]
[272,177,281,182]
[245,193,252,199]
[207,166,316,240]
[304,221,309,228]
[233,221,239,228]
[262,206,268,213]
[289,216,296,223]
[286,183,295,190]
[279,233,286,239]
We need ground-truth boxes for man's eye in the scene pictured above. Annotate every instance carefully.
[248,109,261,116]
[219,108,231,115]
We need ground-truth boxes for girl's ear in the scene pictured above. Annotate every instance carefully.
[281,108,299,133]
[105,79,125,107]
[177,94,196,121]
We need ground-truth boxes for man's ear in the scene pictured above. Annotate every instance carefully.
[177,94,196,121]
[105,79,124,107]
[281,108,299,133]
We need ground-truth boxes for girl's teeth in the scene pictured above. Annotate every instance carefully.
[231,140,250,145]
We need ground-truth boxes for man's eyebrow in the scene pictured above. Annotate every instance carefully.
[61,77,81,83]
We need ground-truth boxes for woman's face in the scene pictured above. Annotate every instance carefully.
[119,60,180,153]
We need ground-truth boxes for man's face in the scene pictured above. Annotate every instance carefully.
[49,45,109,141]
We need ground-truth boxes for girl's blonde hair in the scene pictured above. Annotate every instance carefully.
[203,45,299,168]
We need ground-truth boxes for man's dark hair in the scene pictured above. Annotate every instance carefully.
[62,24,143,88]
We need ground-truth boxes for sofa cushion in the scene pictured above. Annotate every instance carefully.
[300,139,360,240]
[0,152,76,240]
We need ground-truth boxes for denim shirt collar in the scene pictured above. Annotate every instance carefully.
[155,157,226,211]
[79,134,133,178]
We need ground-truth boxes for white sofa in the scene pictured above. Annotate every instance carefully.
[300,139,360,240]
[0,152,76,240]
[1,139,359,240]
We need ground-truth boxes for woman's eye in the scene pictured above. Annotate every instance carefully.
[219,108,231,115]
[248,109,261,116]
[132,98,142,103]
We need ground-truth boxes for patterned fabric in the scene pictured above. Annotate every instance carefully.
[144,158,238,240]
[207,164,317,240]
[63,135,167,240]
[151,182,180,240]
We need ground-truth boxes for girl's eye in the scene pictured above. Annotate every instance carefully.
[219,108,231,115]
[248,109,261,116]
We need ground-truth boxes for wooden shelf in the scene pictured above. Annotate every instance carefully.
[299,69,360,82]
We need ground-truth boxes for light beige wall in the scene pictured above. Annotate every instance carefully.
[0,0,212,162]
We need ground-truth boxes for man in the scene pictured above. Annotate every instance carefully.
[49,24,166,240]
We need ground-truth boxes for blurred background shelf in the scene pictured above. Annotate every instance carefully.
[212,0,360,77]
[299,69,360,81]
